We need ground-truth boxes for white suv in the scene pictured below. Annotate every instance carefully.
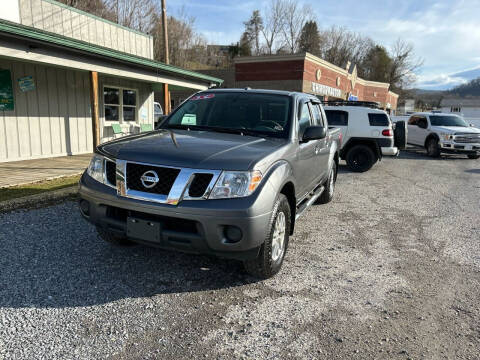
[324,102,406,172]
[407,112,480,159]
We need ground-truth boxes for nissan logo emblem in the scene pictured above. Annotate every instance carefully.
[140,170,159,189]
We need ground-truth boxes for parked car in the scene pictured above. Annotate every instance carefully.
[154,101,165,127]
[407,112,480,159]
[78,89,342,278]
[324,101,407,172]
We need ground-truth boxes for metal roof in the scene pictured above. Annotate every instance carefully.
[0,19,223,86]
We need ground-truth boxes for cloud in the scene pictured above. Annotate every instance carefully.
[415,74,468,89]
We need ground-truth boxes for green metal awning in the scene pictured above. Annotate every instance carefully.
[0,19,223,86]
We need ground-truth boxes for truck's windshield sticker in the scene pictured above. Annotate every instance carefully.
[181,114,197,125]
[191,94,215,101]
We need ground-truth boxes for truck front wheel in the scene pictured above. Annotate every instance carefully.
[243,194,291,279]
[426,138,441,157]
[468,154,480,159]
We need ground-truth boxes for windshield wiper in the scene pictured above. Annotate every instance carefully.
[166,124,265,137]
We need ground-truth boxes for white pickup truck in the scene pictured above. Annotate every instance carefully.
[406,112,480,159]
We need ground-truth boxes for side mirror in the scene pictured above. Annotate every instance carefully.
[302,126,326,142]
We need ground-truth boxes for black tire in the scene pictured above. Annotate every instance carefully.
[467,154,480,159]
[318,162,337,204]
[345,145,377,172]
[394,121,408,150]
[96,226,135,246]
[243,194,291,279]
[426,137,441,157]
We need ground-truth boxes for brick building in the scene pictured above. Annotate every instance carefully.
[235,53,398,113]
[170,52,398,114]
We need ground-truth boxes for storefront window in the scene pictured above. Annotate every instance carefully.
[104,86,137,122]
[104,87,119,121]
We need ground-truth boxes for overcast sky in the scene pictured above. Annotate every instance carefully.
[167,0,480,89]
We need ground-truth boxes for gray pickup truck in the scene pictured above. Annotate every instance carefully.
[79,89,341,278]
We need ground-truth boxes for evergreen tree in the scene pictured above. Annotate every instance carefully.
[298,21,321,56]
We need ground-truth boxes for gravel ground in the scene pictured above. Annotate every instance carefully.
[1,149,479,359]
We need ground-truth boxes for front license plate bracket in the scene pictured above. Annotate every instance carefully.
[126,217,161,243]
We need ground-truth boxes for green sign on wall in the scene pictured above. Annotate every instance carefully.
[0,69,14,111]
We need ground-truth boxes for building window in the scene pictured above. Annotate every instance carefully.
[104,86,137,122]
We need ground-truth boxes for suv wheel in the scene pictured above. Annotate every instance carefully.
[243,194,291,279]
[468,154,480,159]
[96,226,135,246]
[426,138,441,157]
[318,162,336,204]
[394,121,408,150]
[345,145,377,172]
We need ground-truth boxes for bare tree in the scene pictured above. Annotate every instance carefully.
[388,39,424,92]
[243,10,264,56]
[57,0,116,21]
[281,0,313,54]
[261,0,285,55]
[319,26,374,69]
[103,0,158,33]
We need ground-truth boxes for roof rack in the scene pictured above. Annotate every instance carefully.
[322,100,381,109]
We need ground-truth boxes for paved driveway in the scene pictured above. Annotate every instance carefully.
[0,151,479,359]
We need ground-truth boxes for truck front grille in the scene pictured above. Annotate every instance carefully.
[105,160,116,186]
[188,173,214,197]
[454,133,480,143]
[126,163,180,195]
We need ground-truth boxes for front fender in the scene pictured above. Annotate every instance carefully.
[263,160,295,196]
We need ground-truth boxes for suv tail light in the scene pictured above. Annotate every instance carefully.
[382,129,393,136]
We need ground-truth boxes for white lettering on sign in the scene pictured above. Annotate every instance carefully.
[311,82,342,98]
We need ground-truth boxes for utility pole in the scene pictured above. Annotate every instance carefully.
[161,0,170,114]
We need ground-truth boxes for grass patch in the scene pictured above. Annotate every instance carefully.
[0,174,81,202]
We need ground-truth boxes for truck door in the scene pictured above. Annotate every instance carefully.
[310,102,329,183]
[296,100,319,198]
[408,116,428,145]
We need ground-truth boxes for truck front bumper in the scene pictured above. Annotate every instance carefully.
[78,172,275,260]
[440,141,480,153]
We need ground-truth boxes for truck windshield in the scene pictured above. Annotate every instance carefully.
[164,92,292,138]
[430,115,468,127]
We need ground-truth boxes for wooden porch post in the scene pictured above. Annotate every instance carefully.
[89,71,100,148]
[163,83,170,115]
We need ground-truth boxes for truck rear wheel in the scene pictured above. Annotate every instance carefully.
[345,145,377,172]
[318,162,336,204]
[243,194,291,279]
[96,226,135,246]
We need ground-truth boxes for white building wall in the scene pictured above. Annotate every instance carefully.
[0,59,93,162]
[440,107,480,120]
[13,0,154,59]
[1,0,21,23]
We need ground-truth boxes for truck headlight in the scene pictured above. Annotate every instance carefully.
[87,154,105,183]
[440,133,453,141]
[209,170,263,199]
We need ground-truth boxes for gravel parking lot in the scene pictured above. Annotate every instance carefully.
[1,149,479,359]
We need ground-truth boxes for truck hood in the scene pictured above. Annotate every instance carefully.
[98,129,288,171]
[431,125,480,134]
